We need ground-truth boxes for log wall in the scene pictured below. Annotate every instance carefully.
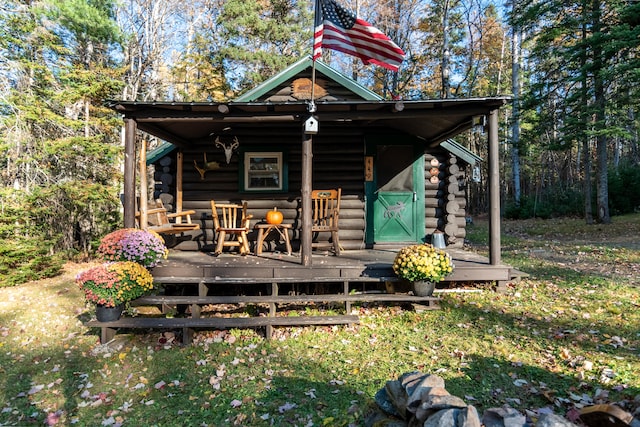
[151,127,470,251]
[162,125,368,251]
[423,150,468,248]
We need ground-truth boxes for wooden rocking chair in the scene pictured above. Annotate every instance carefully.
[311,188,342,255]
[137,199,200,235]
[210,200,253,255]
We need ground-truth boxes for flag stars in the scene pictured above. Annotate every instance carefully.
[322,0,356,29]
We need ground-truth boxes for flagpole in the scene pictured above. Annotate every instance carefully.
[302,0,319,266]
[310,0,318,111]
[311,60,317,109]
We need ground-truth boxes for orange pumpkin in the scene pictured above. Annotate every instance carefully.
[266,207,283,225]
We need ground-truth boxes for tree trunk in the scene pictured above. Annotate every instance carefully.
[592,0,610,224]
[510,9,522,206]
[580,9,594,224]
[441,0,451,98]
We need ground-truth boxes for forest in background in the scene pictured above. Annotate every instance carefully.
[1,0,639,285]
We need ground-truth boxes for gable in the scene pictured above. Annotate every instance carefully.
[235,56,382,103]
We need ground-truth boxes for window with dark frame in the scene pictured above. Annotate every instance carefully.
[243,152,283,191]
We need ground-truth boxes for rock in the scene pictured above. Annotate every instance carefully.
[536,413,578,427]
[457,405,482,427]
[482,406,527,427]
[413,395,469,424]
[402,373,446,397]
[579,404,640,427]
[364,407,408,427]
[385,380,409,419]
[407,386,451,413]
[415,402,438,424]
[425,395,468,411]
[423,408,460,427]
[400,371,428,388]
[376,387,403,418]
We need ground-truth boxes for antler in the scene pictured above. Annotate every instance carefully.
[214,135,239,164]
[194,153,220,180]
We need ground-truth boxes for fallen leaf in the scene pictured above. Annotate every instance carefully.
[278,402,296,413]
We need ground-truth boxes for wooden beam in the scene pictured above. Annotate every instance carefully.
[488,108,501,265]
[136,122,191,147]
[139,142,148,229]
[176,152,184,223]
[301,131,313,266]
[123,118,137,228]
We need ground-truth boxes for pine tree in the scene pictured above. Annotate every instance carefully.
[0,0,123,269]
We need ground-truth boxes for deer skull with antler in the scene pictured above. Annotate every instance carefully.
[215,136,239,164]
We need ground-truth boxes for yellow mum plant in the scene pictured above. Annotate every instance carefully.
[392,243,454,282]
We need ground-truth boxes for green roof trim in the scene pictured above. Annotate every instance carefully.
[147,142,176,164]
[440,139,482,165]
[235,56,383,102]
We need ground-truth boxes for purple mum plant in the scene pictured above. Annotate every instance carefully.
[98,228,168,268]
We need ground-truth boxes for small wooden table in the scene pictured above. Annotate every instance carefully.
[254,223,293,255]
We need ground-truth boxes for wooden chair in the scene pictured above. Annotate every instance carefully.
[137,199,200,235]
[311,188,342,255]
[210,200,252,255]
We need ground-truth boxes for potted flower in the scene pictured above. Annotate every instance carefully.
[76,261,155,321]
[392,243,454,296]
[97,228,168,268]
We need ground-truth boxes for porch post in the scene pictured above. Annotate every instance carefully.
[139,141,148,229]
[123,118,137,228]
[301,133,313,266]
[176,152,184,223]
[488,108,501,265]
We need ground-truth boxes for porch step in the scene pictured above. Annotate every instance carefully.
[152,276,399,284]
[86,315,359,329]
[86,315,359,345]
[132,293,440,305]
[85,274,440,345]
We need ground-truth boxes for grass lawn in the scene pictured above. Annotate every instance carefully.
[1,214,639,426]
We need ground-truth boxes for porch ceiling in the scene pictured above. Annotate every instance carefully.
[107,97,510,148]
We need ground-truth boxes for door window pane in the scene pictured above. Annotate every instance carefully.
[377,145,414,191]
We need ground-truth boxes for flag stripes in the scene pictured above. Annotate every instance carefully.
[313,0,405,72]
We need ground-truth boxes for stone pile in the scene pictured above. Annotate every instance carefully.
[366,372,581,427]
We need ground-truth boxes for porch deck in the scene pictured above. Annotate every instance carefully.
[151,247,521,289]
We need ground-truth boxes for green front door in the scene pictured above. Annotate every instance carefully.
[367,143,424,244]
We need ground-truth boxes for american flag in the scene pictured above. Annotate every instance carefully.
[313,0,405,72]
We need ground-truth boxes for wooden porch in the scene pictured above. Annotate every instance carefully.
[151,247,519,287]
[86,248,521,345]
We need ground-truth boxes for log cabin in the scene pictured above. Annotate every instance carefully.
[96,57,519,342]
[110,57,508,260]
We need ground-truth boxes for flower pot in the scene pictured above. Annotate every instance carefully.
[412,280,435,297]
[95,303,124,322]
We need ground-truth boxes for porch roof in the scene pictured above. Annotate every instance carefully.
[108,96,510,151]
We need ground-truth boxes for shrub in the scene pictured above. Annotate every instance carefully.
[608,163,640,215]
